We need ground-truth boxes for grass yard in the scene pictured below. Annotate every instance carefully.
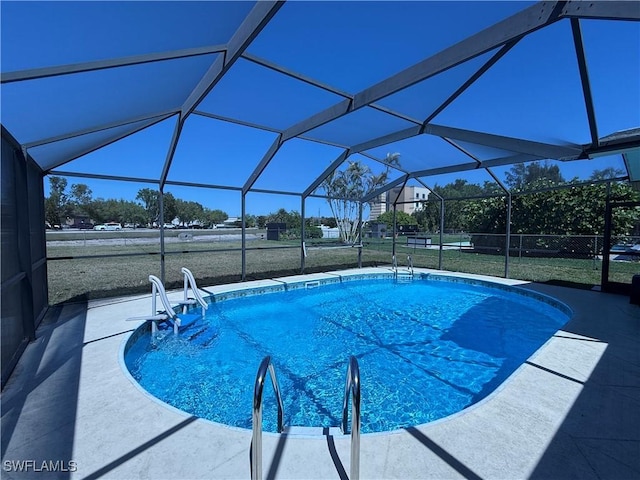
[46,232,639,305]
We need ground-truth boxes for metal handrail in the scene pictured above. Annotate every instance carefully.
[392,254,398,277]
[341,356,361,480]
[181,267,208,314]
[407,254,413,275]
[149,274,177,320]
[251,356,284,480]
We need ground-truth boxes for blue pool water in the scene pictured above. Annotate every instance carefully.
[124,276,570,433]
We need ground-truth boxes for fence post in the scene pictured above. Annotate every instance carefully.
[241,194,246,282]
[159,190,165,283]
[301,196,306,274]
[519,234,523,260]
[439,198,444,270]
[358,202,363,268]
[392,205,397,259]
[600,183,612,291]
[504,194,511,278]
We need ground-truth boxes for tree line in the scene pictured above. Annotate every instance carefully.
[44,177,338,232]
[45,160,639,238]
[376,163,640,237]
[45,177,229,228]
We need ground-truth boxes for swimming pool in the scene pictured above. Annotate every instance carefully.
[123,272,571,434]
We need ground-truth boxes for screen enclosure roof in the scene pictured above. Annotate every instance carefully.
[1,1,639,200]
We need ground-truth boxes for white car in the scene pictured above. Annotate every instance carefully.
[94,222,122,231]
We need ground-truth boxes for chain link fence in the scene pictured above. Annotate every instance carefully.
[368,231,639,288]
[46,226,640,304]
[470,233,603,259]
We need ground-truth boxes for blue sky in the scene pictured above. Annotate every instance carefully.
[2,1,638,217]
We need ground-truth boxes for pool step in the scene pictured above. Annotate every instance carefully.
[395,271,414,282]
[187,326,219,347]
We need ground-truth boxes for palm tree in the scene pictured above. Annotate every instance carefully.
[322,153,401,243]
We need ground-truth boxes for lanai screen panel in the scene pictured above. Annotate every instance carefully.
[1,54,218,148]
[168,115,279,188]
[32,116,177,176]
[0,2,253,70]
[304,107,418,147]
[0,1,638,200]
[447,140,538,164]
[364,134,481,174]
[251,138,345,193]
[580,20,640,137]
[311,153,406,199]
[162,185,241,225]
[623,149,640,184]
[415,169,503,196]
[246,1,531,93]
[376,49,498,123]
[433,20,591,146]
[490,156,631,192]
[196,58,346,132]
[245,191,302,218]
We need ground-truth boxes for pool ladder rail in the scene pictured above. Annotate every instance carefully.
[126,267,208,334]
[251,356,361,480]
[392,254,414,282]
[181,267,208,316]
[251,356,284,480]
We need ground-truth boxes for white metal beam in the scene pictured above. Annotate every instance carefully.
[361,174,410,204]
[160,0,283,190]
[410,153,542,179]
[49,170,160,185]
[193,110,284,134]
[242,135,283,194]
[303,149,351,198]
[241,52,353,99]
[159,116,184,189]
[283,99,352,141]
[571,18,599,148]
[425,124,582,159]
[1,45,226,84]
[351,127,421,154]
[24,110,177,148]
[423,41,519,124]
[181,1,284,117]
[282,2,565,142]
[161,1,283,190]
[193,110,350,149]
[559,1,640,21]
[355,2,566,109]
[358,151,412,175]
[39,115,176,173]
[350,122,581,163]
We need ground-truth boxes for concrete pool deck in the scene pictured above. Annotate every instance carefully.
[1,267,639,479]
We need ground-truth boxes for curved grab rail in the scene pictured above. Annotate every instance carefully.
[180,267,208,313]
[392,254,398,274]
[251,356,284,480]
[407,254,413,275]
[341,356,361,480]
[148,275,177,320]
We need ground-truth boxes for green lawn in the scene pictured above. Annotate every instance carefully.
[46,234,638,305]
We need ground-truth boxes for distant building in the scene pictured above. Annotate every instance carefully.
[214,217,241,228]
[319,225,340,239]
[369,192,387,221]
[368,186,430,220]
[392,186,430,216]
